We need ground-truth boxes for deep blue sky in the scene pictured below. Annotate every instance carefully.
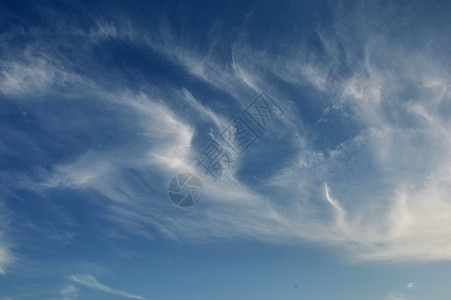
[0,0,450,299]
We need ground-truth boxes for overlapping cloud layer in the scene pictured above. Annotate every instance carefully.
[0,1,449,272]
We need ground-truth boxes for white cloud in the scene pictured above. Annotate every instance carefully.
[384,293,408,300]
[406,282,414,288]
[0,55,87,98]
[181,88,229,130]
[61,284,78,300]
[32,21,451,262]
[89,20,135,42]
[2,2,450,264]
[0,245,12,275]
[0,205,14,275]
[71,274,146,300]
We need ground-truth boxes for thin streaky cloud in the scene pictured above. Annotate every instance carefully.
[0,0,449,267]
[70,274,146,300]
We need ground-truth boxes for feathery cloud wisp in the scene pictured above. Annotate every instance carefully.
[71,274,146,300]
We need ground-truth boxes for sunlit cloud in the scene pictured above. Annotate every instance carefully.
[0,0,449,269]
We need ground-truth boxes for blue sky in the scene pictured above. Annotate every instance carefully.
[0,0,450,299]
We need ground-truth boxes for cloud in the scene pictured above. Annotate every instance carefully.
[213,1,451,262]
[1,0,450,264]
[406,282,414,289]
[89,20,135,42]
[30,17,451,262]
[181,88,229,130]
[384,293,408,300]
[0,205,14,275]
[0,50,88,98]
[61,284,78,300]
[70,274,146,300]
[0,245,12,275]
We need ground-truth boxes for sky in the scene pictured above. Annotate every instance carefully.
[0,0,450,299]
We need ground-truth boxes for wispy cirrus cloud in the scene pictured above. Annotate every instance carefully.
[0,204,14,275]
[0,242,12,275]
[0,0,450,265]
[70,274,146,300]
